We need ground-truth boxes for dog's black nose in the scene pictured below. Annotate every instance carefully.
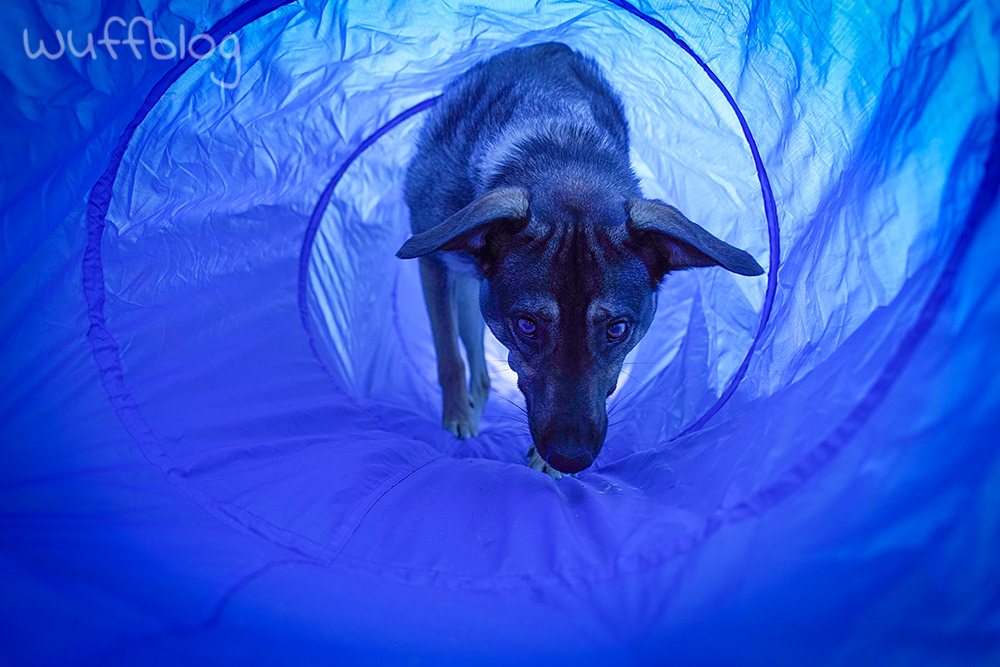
[536,421,604,473]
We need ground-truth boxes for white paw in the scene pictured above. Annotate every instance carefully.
[444,417,478,439]
[442,393,480,439]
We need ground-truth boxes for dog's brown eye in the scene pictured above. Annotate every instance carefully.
[607,320,628,341]
[516,317,537,338]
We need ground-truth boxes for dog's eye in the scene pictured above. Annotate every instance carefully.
[606,320,628,341]
[516,317,538,338]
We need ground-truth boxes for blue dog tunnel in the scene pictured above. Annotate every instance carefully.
[3,0,998,663]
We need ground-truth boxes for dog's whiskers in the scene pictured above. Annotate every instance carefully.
[491,392,528,416]
[607,415,644,428]
[498,412,530,425]
[608,383,646,417]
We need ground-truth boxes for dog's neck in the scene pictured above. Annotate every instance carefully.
[530,176,627,228]
[473,109,640,195]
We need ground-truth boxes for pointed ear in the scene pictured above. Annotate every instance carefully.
[627,198,764,282]
[397,187,530,259]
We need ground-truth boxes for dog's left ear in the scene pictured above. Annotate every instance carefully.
[397,187,530,259]
[627,198,764,283]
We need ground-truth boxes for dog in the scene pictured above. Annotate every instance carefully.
[398,42,763,477]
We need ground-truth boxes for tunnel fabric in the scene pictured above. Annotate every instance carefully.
[2,0,998,664]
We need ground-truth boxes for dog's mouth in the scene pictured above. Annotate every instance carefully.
[541,447,595,474]
[527,432,601,475]
[527,446,578,479]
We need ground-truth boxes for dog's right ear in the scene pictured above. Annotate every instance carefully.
[397,187,530,259]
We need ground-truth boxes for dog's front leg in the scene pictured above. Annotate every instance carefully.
[455,273,490,429]
[418,256,477,439]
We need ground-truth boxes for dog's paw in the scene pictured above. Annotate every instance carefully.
[444,417,478,440]
[527,446,571,480]
[442,391,480,440]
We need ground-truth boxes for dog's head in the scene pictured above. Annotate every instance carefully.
[398,185,763,473]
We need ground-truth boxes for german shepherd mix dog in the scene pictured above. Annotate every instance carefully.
[398,42,763,477]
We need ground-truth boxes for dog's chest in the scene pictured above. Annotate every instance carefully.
[439,250,480,277]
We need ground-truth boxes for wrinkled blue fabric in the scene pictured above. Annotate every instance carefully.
[1,0,998,664]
